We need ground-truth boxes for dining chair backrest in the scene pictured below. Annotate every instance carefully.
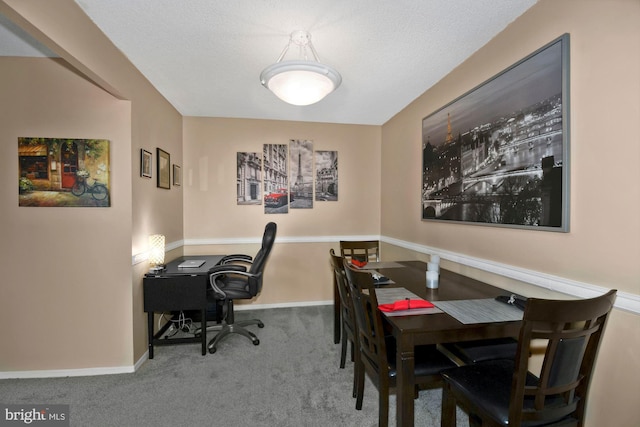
[340,240,380,263]
[330,249,355,328]
[343,259,389,379]
[510,289,617,425]
[442,289,617,427]
[330,249,359,374]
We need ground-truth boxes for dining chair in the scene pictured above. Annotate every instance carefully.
[329,249,359,398]
[340,240,380,264]
[343,260,457,427]
[440,289,617,427]
[334,240,380,344]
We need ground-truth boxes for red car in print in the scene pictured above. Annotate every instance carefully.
[264,188,292,207]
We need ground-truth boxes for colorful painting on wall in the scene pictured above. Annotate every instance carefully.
[315,151,338,201]
[18,137,111,207]
[263,143,289,214]
[289,139,313,209]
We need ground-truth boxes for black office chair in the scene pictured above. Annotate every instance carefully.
[441,289,617,427]
[203,222,277,354]
[343,259,457,427]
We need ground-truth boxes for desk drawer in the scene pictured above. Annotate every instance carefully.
[144,275,208,312]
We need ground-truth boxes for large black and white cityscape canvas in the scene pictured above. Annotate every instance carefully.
[421,34,570,231]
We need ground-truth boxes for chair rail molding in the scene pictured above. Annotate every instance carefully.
[132,235,638,315]
[381,235,639,315]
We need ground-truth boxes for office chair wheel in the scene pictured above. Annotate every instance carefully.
[253,339,260,346]
[209,346,217,354]
[258,321,264,328]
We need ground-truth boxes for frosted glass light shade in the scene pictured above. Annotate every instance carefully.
[148,234,165,266]
[260,60,341,106]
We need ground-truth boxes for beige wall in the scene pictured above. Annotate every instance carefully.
[381,1,640,425]
[382,0,640,292]
[1,0,184,368]
[183,117,381,239]
[0,57,134,369]
[182,117,381,305]
[1,0,638,424]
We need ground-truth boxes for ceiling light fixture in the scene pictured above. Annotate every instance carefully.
[260,30,342,106]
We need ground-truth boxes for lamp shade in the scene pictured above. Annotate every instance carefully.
[260,31,341,106]
[148,234,165,267]
[260,60,342,106]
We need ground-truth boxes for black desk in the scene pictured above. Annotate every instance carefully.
[143,255,225,358]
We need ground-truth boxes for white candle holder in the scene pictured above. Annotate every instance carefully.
[426,270,439,289]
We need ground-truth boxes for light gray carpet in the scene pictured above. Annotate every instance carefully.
[0,306,469,426]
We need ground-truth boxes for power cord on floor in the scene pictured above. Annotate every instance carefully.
[159,311,195,338]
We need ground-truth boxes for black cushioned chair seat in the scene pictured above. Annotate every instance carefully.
[441,337,519,365]
[386,339,458,379]
[213,277,252,299]
[442,359,575,427]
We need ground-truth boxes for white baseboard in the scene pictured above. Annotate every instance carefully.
[0,365,136,380]
[0,302,334,379]
[7,240,636,381]
[234,300,332,311]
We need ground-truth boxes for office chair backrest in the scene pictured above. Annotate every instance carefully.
[509,289,617,425]
[343,259,389,377]
[245,222,277,294]
[249,222,277,274]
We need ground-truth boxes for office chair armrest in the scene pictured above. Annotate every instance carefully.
[208,264,247,277]
[220,254,253,265]
[209,268,259,299]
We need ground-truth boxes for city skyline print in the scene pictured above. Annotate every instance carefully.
[315,150,338,201]
[263,143,289,214]
[237,152,262,205]
[421,34,569,231]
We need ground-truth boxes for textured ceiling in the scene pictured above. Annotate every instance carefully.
[2,0,538,125]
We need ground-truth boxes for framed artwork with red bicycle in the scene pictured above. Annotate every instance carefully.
[18,137,111,207]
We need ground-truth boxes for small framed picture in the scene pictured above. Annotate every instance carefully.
[141,149,152,178]
[173,164,181,186]
[157,148,171,189]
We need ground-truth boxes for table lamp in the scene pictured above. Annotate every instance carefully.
[148,234,165,273]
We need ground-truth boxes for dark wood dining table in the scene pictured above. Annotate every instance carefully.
[373,261,522,427]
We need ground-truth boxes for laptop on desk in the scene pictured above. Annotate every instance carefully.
[177,259,206,268]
